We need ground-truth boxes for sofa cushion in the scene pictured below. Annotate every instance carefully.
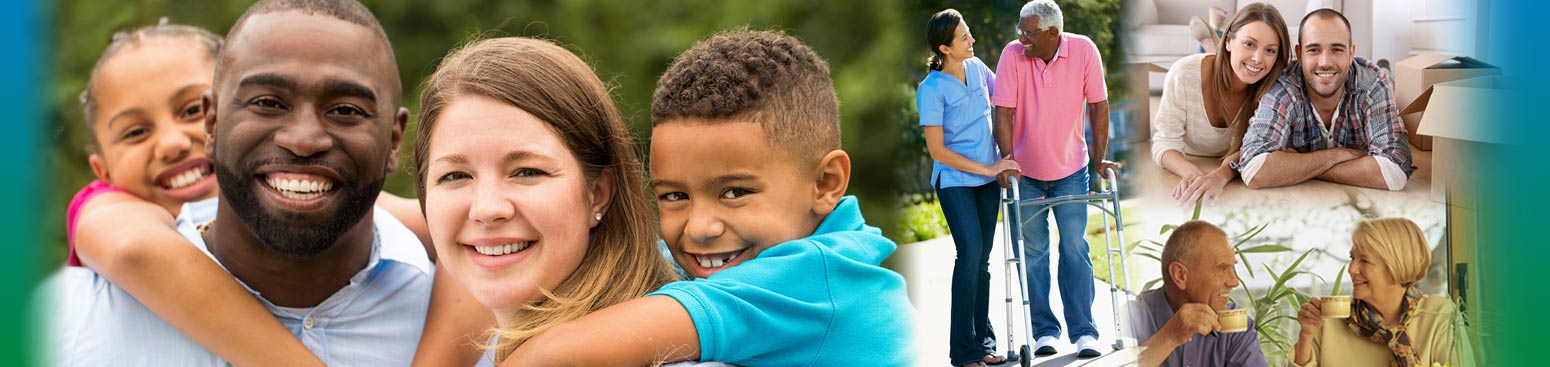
[1127,0,1159,29]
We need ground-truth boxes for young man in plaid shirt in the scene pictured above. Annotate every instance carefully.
[1235,8,1414,191]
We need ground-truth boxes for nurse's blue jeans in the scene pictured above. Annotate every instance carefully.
[937,181,1000,365]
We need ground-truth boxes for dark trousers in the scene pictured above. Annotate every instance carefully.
[938,181,1001,365]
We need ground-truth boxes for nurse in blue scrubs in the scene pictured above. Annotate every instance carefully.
[916,8,1021,367]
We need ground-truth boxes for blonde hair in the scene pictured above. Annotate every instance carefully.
[1351,218,1431,288]
[412,37,678,359]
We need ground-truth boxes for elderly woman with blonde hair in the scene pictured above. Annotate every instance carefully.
[1291,218,1475,367]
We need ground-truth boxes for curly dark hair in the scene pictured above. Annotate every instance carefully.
[650,29,840,168]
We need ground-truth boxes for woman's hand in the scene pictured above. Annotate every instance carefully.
[1293,298,1325,365]
[1162,150,1208,206]
[987,156,1020,188]
[1296,297,1324,339]
[992,157,1016,186]
[1173,169,1229,206]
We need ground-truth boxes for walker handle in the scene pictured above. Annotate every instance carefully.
[1102,167,1120,193]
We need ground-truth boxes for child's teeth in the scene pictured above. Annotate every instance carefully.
[166,169,209,189]
[694,254,737,269]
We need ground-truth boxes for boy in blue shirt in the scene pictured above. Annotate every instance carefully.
[505,29,915,366]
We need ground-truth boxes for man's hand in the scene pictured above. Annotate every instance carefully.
[1164,303,1220,344]
[991,157,1021,188]
[1140,303,1219,367]
[1094,159,1123,179]
[998,170,1019,188]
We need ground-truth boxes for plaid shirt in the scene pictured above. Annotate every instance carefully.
[1236,57,1415,176]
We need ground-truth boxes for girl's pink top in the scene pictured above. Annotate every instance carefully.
[65,180,127,267]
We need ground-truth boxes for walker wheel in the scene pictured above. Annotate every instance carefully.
[1019,345,1032,367]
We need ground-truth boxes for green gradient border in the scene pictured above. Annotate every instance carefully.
[6,0,44,365]
[1480,0,1546,365]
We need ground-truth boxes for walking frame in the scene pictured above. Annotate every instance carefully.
[997,167,1131,365]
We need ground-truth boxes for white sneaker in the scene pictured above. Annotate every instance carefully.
[1033,336,1057,356]
[1076,335,1102,358]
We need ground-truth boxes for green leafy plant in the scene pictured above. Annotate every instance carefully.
[1330,264,1347,296]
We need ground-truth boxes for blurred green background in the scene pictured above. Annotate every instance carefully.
[47,0,914,269]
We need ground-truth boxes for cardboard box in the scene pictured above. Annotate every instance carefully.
[1394,53,1501,150]
[1406,77,1500,364]
[1398,75,1509,201]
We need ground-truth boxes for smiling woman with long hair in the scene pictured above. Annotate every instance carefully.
[412,36,678,363]
[1150,2,1290,206]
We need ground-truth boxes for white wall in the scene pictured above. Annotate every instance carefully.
[1410,0,1480,55]
[1366,0,1482,65]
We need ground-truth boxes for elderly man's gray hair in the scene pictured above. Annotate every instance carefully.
[1019,0,1064,32]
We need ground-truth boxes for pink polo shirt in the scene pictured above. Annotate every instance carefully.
[991,33,1108,181]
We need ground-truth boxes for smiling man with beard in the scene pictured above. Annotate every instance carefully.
[1235,8,1415,191]
[49,1,437,365]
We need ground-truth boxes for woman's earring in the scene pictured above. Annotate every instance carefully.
[594,212,603,221]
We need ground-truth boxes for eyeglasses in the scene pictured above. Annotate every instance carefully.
[1017,28,1042,39]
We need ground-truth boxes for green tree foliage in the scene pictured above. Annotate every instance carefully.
[48,0,913,265]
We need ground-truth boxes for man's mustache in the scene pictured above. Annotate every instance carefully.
[242,156,350,177]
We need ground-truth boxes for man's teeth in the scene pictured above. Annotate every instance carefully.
[165,168,209,189]
[473,242,531,256]
[693,252,740,269]
[265,177,334,200]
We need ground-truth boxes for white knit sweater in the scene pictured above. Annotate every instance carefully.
[1150,53,1234,165]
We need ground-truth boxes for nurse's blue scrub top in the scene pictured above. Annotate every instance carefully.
[915,57,1000,189]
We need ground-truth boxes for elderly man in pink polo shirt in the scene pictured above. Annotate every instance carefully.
[991,0,1118,359]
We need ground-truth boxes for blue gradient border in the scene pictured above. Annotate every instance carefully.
[3,0,44,365]
[1480,0,1546,365]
